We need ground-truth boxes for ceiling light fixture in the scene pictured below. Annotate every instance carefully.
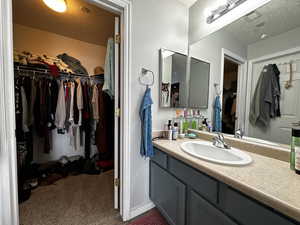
[43,0,67,13]
[260,33,268,39]
[207,0,247,24]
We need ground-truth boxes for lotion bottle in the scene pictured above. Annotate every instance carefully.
[292,128,300,174]
[167,120,173,140]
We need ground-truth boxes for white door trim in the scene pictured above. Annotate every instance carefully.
[113,16,120,210]
[0,1,19,225]
[0,0,132,223]
[244,46,300,135]
[220,48,247,132]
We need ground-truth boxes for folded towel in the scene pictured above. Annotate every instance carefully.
[139,87,154,157]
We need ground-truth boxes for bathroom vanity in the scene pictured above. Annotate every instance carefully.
[150,139,300,225]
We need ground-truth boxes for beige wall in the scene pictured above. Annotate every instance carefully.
[13,23,106,75]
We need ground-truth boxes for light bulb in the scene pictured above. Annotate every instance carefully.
[43,0,67,13]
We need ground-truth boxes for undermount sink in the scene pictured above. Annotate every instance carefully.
[180,141,252,166]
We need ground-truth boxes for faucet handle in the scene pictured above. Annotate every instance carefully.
[235,129,244,138]
[217,132,224,141]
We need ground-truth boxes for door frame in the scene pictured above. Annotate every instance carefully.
[0,0,133,224]
[220,48,247,132]
[245,46,300,135]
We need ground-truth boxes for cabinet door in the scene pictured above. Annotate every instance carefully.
[150,161,186,225]
[219,184,298,225]
[188,190,237,225]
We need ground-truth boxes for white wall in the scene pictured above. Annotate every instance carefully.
[13,24,107,75]
[129,0,188,214]
[189,0,270,45]
[189,29,247,121]
[247,26,300,60]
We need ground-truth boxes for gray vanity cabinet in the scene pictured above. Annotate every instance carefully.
[150,161,186,225]
[188,190,237,225]
[150,148,299,225]
[219,184,296,225]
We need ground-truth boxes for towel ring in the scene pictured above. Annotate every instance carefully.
[214,83,221,96]
[139,68,154,86]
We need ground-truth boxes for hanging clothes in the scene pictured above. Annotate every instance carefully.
[249,64,281,127]
[76,79,83,126]
[15,78,24,141]
[213,95,222,132]
[21,86,29,133]
[15,67,108,157]
[64,81,72,131]
[95,83,114,156]
[55,80,66,131]
[103,38,115,98]
[28,79,37,126]
[92,85,99,122]
[139,87,154,157]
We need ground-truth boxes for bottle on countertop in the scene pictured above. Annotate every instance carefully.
[292,128,300,174]
[167,120,173,140]
[172,122,179,140]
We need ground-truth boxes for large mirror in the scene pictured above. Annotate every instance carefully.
[159,49,210,108]
[189,0,300,146]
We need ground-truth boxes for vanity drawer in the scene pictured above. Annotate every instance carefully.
[169,157,218,204]
[151,148,168,169]
[219,184,298,225]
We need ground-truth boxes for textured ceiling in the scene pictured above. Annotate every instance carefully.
[13,0,117,46]
[224,0,300,46]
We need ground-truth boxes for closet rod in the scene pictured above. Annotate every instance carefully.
[14,65,104,82]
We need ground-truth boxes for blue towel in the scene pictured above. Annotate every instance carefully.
[213,95,222,132]
[139,87,154,157]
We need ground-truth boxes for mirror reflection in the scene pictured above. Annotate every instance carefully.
[189,0,300,145]
[189,57,210,109]
[160,49,188,108]
[159,49,210,109]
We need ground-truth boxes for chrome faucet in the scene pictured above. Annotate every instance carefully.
[212,133,231,149]
[234,129,244,139]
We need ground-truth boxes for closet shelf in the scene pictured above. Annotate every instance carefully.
[14,65,104,82]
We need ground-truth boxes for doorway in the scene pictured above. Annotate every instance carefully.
[0,0,132,224]
[221,48,247,135]
[222,58,239,134]
[13,0,121,224]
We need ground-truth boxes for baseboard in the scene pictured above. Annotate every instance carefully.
[129,201,155,220]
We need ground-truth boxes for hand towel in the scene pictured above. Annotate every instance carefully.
[213,95,222,132]
[139,87,154,157]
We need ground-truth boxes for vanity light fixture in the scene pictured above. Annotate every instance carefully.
[207,0,247,24]
[43,0,67,13]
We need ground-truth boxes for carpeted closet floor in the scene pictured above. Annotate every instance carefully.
[19,170,125,225]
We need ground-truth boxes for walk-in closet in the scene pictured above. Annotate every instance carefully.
[12,0,120,224]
